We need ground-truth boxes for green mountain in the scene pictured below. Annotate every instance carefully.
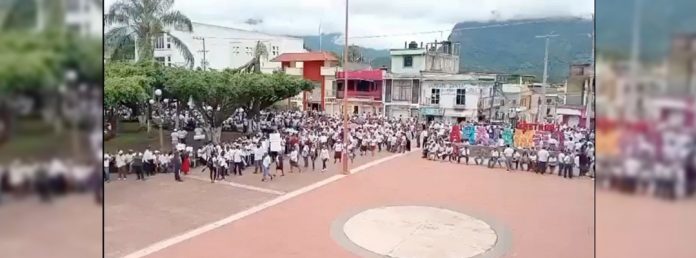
[303,18,592,82]
[596,0,696,62]
[448,17,592,82]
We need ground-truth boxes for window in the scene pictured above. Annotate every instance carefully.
[500,100,505,106]
[233,46,240,55]
[272,46,279,56]
[155,57,165,65]
[546,98,553,104]
[403,55,413,67]
[245,47,252,56]
[546,108,552,115]
[392,80,411,101]
[431,89,440,104]
[456,89,466,105]
[412,79,420,104]
[167,36,171,49]
[155,35,165,49]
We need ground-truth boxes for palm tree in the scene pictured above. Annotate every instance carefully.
[237,41,268,73]
[105,0,195,68]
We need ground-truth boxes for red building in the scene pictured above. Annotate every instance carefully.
[336,69,385,115]
[271,52,339,111]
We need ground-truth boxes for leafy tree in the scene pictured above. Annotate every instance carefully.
[164,68,312,142]
[105,0,194,67]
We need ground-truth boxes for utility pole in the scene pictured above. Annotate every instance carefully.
[489,82,499,122]
[319,22,323,51]
[629,0,642,121]
[535,32,559,123]
[342,0,350,175]
[586,14,595,128]
[193,36,209,70]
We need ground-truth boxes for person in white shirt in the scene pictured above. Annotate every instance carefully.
[143,147,154,177]
[512,149,522,170]
[289,147,302,173]
[254,144,264,174]
[537,147,550,175]
[320,146,330,172]
[548,152,559,175]
[458,145,470,165]
[557,151,567,177]
[562,151,574,179]
[116,150,127,180]
[261,153,274,182]
[488,148,501,168]
[334,142,343,164]
[503,145,515,171]
[232,146,244,176]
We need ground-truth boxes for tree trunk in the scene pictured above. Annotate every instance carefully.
[0,101,13,146]
[210,126,222,144]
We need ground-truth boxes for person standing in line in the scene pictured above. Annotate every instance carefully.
[548,152,559,175]
[125,150,134,177]
[254,143,264,174]
[563,151,574,179]
[143,146,155,176]
[459,145,470,165]
[320,146,330,172]
[528,150,537,172]
[233,146,244,176]
[537,147,549,175]
[181,152,191,176]
[116,150,127,180]
[558,151,567,177]
[503,145,515,171]
[172,151,183,182]
[133,152,145,181]
[261,153,274,182]
[513,149,522,170]
[488,148,502,168]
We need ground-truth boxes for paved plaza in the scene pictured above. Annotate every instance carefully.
[106,150,595,258]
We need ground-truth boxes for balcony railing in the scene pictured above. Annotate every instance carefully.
[336,90,382,100]
[285,67,303,76]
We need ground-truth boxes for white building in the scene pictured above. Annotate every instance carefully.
[64,0,102,37]
[152,22,305,71]
[384,40,501,123]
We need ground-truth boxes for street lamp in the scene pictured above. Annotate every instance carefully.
[151,88,165,151]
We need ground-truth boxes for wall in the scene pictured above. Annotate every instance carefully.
[65,0,102,37]
[154,22,304,70]
[302,61,323,82]
[421,80,493,119]
[424,53,459,73]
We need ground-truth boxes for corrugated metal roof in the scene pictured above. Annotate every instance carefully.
[271,52,338,62]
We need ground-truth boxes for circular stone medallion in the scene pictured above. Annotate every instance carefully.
[341,206,498,258]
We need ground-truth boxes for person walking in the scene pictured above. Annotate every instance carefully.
[320,146,330,172]
[254,143,264,174]
[503,145,514,171]
[261,153,274,182]
[302,144,310,169]
[310,144,318,171]
[275,152,285,176]
[290,147,302,173]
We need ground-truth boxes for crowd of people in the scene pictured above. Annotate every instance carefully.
[0,159,102,205]
[597,122,696,200]
[420,121,596,179]
[104,111,421,184]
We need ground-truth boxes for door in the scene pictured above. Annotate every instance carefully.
[353,106,359,114]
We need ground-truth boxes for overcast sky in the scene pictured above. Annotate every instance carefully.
[105,0,593,49]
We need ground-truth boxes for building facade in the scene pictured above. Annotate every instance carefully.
[667,33,696,96]
[384,40,503,123]
[271,52,339,111]
[152,22,305,71]
[335,69,386,115]
[65,0,102,37]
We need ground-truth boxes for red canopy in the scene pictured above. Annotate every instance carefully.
[336,69,383,81]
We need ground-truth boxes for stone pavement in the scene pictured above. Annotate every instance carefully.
[0,195,102,258]
[134,151,593,258]
[105,150,398,258]
[596,190,696,258]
